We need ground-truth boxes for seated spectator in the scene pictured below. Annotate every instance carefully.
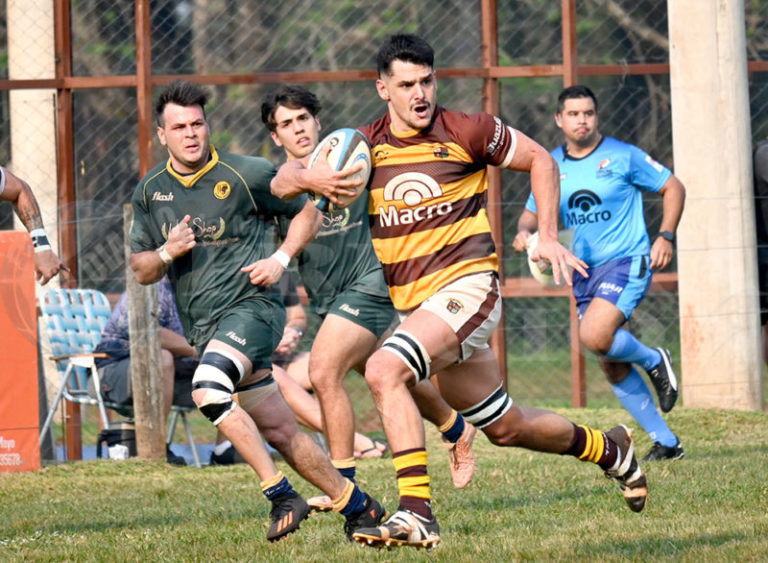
[91,277,198,465]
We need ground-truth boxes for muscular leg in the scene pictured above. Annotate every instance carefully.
[273,365,382,456]
[581,298,660,370]
[273,365,321,430]
[435,347,574,450]
[410,379,453,427]
[285,351,312,392]
[412,376,478,488]
[191,340,279,479]
[581,299,678,446]
[160,349,175,421]
[243,381,348,500]
[309,315,379,461]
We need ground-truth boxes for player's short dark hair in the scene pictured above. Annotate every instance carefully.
[557,85,598,114]
[155,80,209,127]
[261,86,321,132]
[376,34,434,77]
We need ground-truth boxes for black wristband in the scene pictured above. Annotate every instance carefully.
[657,230,675,244]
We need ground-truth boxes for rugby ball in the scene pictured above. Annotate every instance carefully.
[525,230,574,287]
[306,128,371,212]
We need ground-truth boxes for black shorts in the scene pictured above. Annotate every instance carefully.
[95,356,198,410]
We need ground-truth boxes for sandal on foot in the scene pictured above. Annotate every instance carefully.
[355,437,389,459]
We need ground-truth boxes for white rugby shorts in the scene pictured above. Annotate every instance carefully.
[398,271,502,362]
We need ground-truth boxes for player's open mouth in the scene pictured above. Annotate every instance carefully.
[413,103,430,118]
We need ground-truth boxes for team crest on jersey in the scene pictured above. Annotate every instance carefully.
[433,146,449,159]
[213,181,231,199]
[446,299,463,314]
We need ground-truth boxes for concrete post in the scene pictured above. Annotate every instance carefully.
[669,0,763,409]
[7,0,59,267]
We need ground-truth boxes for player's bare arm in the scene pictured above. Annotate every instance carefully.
[1,167,68,284]
[513,209,539,253]
[270,146,363,205]
[131,215,195,284]
[506,131,588,284]
[242,200,321,286]
[650,174,686,270]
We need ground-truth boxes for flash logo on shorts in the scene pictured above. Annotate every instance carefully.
[597,282,623,295]
[226,331,246,346]
[446,299,463,314]
[339,303,360,317]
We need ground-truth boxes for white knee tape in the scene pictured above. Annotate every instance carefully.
[381,329,431,383]
[459,385,513,429]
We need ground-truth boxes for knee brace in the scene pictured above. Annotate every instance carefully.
[459,384,513,429]
[192,350,245,425]
[381,329,431,383]
[236,373,279,412]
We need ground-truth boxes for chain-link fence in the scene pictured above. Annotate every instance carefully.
[1,1,767,430]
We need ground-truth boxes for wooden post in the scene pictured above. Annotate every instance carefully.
[569,294,586,407]
[122,205,165,459]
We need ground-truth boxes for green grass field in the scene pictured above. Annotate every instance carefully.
[3,406,767,561]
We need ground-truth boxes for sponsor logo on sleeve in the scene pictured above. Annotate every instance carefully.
[486,117,504,157]
[645,155,664,173]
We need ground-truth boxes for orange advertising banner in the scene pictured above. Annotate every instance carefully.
[0,231,40,472]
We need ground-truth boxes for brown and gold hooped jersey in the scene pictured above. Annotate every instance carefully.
[360,107,518,310]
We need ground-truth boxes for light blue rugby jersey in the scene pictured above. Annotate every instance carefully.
[526,136,671,268]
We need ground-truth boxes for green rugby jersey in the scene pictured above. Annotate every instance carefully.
[130,146,306,345]
[281,190,389,315]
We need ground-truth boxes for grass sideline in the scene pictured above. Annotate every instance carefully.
[3,407,767,561]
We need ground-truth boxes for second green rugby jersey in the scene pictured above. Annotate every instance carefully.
[282,190,389,316]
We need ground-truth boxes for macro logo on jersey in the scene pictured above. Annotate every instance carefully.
[162,216,227,241]
[564,189,611,227]
[213,181,231,200]
[378,172,450,227]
